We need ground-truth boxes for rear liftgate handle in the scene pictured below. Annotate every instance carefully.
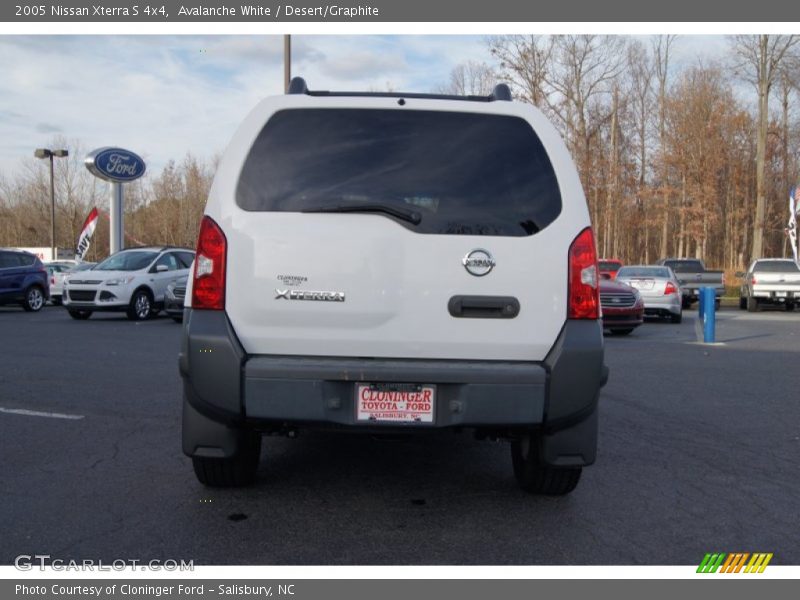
[448,295,520,319]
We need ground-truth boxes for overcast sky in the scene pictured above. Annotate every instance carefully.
[0,35,728,180]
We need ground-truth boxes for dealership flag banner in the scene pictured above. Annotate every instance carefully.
[75,207,99,262]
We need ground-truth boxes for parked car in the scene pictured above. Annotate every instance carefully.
[656,258,724,308]
[164,275,188,322]
[179,77,609,495]
[51,262,97,306]
[0,248,49,312]
[600,279,644,335]
[45,261,77,305]
[599,259,623,280]
[63,247,194,320]
[616,265,683,323]
[738,258,800,312]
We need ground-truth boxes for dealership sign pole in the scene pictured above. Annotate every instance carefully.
[84,147,146,255]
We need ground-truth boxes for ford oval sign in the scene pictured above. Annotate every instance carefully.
[85,147,146,183]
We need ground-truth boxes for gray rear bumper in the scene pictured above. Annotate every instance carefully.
[243,355,547,428]
[179,310,606,465]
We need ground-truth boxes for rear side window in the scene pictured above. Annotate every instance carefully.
[754,260,800,273]
[236,108,562,237]
[17,253,36,267]
[0,252,33,268]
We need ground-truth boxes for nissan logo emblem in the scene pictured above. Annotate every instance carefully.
[462,249,496,276]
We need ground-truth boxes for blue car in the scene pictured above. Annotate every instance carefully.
[0,249,50,312]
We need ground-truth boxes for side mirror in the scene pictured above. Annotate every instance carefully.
[734,271,744,278]
[155,264,169,273]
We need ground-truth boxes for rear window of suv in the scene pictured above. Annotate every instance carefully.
[753,260,800,273]
[236,108,562,237]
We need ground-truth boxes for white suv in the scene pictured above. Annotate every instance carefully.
[180,78,608,495]
[63,246,194,320]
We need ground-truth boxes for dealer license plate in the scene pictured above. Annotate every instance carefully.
[355,383,435,424]
[629,279,654,291]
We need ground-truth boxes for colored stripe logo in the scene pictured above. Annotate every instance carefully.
[697,553,773,573]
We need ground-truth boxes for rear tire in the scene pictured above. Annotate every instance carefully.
[739,296,746,310]
[786,302,795,312]
[22,286,45,312]
[192,433,262,487]
[681,298,692,309]
[127,289,154,321]
[670,311,682,324]
[511,435,582,495]
[68,309,92,320]
[611,328,634,336]
[51,297,62,306]
[746,296,759,313]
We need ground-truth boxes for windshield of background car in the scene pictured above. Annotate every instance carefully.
[94,251,158,272]
[236,108,563,237]
[753,260,800,273]
[599,261,622,272]
[618,267,671,278]
[663,260,703,273]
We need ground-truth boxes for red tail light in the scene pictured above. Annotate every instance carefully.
[191,216,227,310]
[751,276,757,285]
[51,277,55,285]
[664,282,678,295]
[568,227,599,319]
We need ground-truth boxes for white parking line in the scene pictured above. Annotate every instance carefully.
[0,407,84,420]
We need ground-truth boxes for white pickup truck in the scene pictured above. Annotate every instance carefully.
[738,259,800,312]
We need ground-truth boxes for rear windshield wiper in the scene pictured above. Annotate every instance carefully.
[301,203,422,225]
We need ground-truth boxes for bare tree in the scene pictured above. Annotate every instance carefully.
[489,35,555,108]
[653,35,677,259]
[628,40,655,261]
[732,34,800,260]
[438,60,497,96]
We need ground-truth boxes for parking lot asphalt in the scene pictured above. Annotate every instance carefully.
[1,304,798,565]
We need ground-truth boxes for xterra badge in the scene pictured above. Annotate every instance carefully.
[462,249,496,276]
[275,289,345,302]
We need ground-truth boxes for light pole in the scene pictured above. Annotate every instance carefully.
[284,34,291,92]
[34,148,69,261]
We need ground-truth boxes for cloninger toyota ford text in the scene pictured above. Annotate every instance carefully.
[179,78,609,495]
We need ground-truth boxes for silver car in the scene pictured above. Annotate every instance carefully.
[616,265,683,323]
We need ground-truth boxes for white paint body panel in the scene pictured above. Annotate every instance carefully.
[204,94,591,361]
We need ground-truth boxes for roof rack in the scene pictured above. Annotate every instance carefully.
[287,77,512,102]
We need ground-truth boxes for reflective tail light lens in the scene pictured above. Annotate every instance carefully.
[568,227,599,319]
[191,216,227,310]
[664,282,678,295]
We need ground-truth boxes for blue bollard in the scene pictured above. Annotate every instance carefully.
[702,286,716,343]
